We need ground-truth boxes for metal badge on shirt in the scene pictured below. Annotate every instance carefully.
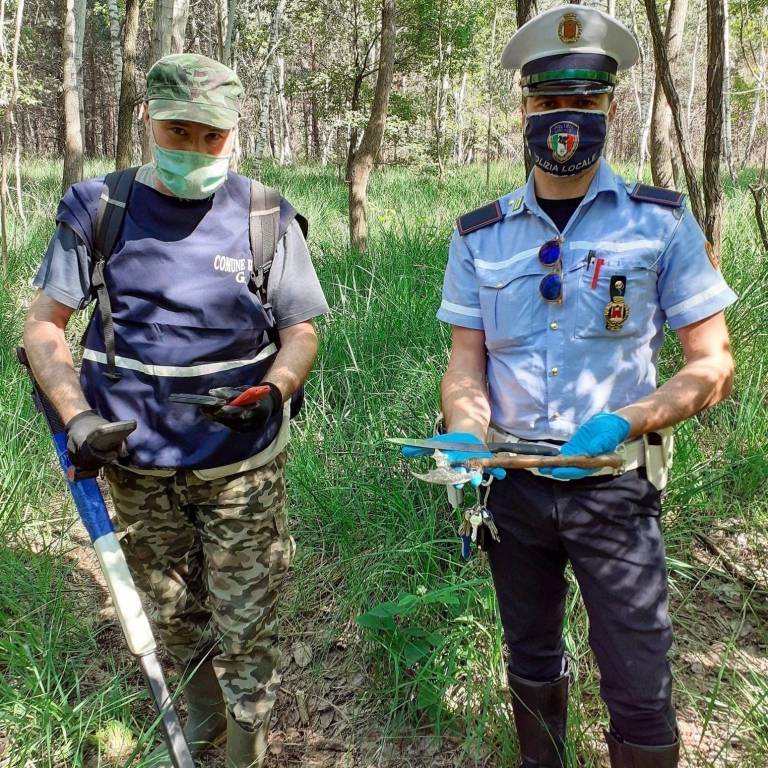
[604,274,629,331]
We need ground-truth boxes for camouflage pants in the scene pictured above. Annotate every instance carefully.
[104,453,293,728]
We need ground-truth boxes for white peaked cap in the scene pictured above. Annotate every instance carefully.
[501,4,640,73]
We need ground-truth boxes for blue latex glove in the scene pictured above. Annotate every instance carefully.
[401,431,506,488]
[539,413,631,480]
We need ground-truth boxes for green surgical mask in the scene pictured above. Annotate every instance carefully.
[152,144,230,199]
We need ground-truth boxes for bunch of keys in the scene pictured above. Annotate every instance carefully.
[458,503,500,559]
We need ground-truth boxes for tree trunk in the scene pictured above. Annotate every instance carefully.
[454,72,467,164]
[0,0,25,273]
[107,0,122,100]
[703,0,725,252]
[348,0,395,252]
[253,0,287,180]
[721,0,734,182]
[10,0,23,222]
[62,0,84,192]
[434,0,447,178]
[0,136,8,277]
[644,0,705,227]
[277,54,292,163]
[741,14,766,170]
[650,0,688,188]
[116,0,139,169]
[345,69,364,178]
[151,0,189,61]
[485,10,497,190]
[223,0,235,65]
[85,24,98,156]
[0,0,6,61]
[636,79,654,179]
[74,0,86,148]
[143,0,190,161]
[516,0,536,175]
[686,0,704,130]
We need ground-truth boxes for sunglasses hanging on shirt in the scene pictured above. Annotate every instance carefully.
[538,238,563,303]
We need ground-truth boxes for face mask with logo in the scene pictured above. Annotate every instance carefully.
[524,109,608,177]
[151,127,231,199]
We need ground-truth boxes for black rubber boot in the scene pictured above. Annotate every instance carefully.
[605,730,679,767]
[226,709,270,768]
[508,669,568,768]
[146,660,227,766]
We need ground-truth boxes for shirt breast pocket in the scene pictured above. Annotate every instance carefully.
[574,256,658,340]
[477,259,545,348]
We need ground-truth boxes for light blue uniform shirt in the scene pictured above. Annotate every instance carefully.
[437,160,737,441]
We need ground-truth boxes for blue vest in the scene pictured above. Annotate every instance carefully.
[57,172,302,469]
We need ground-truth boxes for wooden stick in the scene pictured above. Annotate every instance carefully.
[465,453,624,470]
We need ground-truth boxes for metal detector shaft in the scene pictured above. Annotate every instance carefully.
[17,348,194,768]
[140,653,193,765]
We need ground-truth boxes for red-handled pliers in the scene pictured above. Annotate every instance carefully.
[169,385,272,407]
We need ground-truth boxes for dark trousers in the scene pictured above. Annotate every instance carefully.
[486,469,677,746]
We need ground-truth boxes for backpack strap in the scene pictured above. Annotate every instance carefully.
[91,166,139,382]
[249,180,282,307]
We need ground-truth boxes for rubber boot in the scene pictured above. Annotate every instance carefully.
[605,730,679,767]
[146,660,226,766]
[226,709,270,768]
[508,669,568,768]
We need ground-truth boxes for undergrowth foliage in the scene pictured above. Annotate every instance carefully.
[0,160,766,766]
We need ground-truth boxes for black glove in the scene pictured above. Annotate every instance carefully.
[201,383,283,433]
[65,410,136,470]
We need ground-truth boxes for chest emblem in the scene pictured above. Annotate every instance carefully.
[604,274,630,331]
[547,122,580,163]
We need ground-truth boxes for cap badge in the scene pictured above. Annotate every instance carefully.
[558,12,582,44]
[547,121,580,162]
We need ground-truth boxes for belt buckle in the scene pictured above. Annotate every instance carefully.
[613,442,629,475]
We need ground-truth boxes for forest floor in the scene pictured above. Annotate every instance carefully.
[1,160,766,767]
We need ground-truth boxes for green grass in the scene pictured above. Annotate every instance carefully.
[1,158,766,766]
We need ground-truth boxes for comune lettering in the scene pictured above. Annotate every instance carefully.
[213,254,251,273]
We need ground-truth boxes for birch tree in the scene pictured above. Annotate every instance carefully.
[62,0,84,191]
[348,0,395,251]
[0,0,24,273]
[151,0,190,61]
[253,0,287,179]
[142,0,190,161]
[277,54,293,164]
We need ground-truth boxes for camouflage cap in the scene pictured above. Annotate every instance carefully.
[146,53,243,129]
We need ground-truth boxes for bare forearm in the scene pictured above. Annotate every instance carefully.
[440,366,491,439]
[264,323,319,401]
[616,355,734,439]
[23,317,89,424]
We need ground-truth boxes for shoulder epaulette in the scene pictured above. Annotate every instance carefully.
[628,183,684,208]
[457,200,503,236]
